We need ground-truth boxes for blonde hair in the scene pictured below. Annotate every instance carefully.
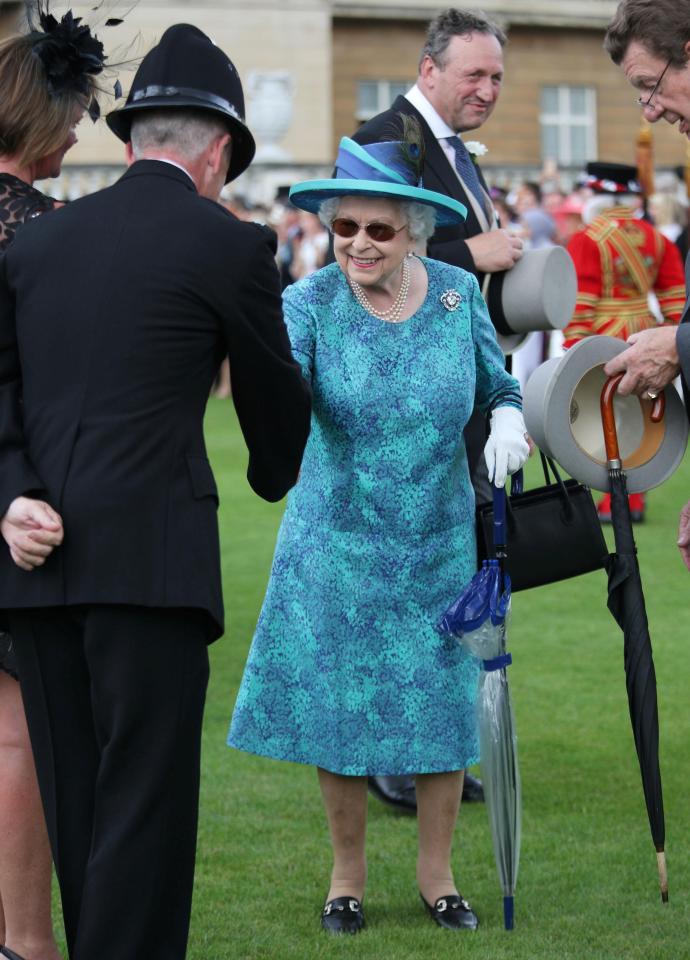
[0,34,94,166]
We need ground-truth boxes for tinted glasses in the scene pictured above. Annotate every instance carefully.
[331,217,408,243]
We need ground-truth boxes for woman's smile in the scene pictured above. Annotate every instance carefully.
[349,255,381,269]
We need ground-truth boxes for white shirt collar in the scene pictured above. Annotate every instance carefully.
[152,157,196,186]
[405,84,456,139]
[405,83,492,231]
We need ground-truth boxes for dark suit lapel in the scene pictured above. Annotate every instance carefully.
[391,97,463,199]
[390,97,482,236]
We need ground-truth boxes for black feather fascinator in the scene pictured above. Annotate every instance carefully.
[24,1,134,119]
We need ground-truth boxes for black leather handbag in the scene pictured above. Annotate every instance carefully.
[476,452,608,592]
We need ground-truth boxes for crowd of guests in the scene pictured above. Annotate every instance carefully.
[222,164,689,306]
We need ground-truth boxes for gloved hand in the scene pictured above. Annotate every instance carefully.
[483,406,530,488]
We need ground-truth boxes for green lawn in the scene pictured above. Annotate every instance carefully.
[58,397,690,958]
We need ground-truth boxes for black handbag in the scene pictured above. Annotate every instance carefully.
[476,452,608,592]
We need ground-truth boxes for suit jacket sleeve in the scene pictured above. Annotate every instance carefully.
[0,252,46,516]
[676,317,690,401]
[223,227,312,502]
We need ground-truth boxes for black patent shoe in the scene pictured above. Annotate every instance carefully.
[321,896,365,934]
[420,892,479,931]
[367,775,417,812]
[1,947,28,960]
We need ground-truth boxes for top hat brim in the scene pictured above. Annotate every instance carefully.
[106,96,256,183]
[289,179,467,226]
[523,335,688,493]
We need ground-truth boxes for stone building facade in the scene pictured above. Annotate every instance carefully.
[1,0,688,203]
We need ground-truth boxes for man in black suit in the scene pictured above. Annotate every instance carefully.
[0,25,311,960]
[353,8,523,812]
[354,9,522,281]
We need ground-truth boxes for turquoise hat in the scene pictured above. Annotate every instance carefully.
[289,136,467,226]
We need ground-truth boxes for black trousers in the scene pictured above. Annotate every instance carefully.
[10,605,210,960]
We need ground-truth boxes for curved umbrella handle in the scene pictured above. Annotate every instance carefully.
[600,374,665,464]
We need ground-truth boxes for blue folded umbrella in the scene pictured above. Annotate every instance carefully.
[438,485,521,931]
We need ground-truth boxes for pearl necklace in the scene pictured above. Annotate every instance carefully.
[349,257,411,323]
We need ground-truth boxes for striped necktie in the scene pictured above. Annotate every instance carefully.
[446,135,486,215]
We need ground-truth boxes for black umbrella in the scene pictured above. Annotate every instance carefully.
[600,375,668,903]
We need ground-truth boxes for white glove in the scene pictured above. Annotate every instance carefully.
[483,406,530,489]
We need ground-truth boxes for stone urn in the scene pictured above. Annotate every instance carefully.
[246,71,295,162]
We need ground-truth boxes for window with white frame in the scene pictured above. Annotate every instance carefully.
[540,86,597,166]
[356,80,412,122]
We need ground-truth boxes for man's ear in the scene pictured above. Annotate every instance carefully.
[211,132,232,176]
[125,141,136,167]
[419,54,437,86]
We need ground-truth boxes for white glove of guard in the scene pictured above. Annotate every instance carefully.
[483,406,530,489]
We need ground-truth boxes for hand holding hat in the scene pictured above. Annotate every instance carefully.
[603,327,680,399]
[523,336,688,493]
[483,406,530,488]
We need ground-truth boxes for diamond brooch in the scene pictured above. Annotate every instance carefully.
[440,289,462,311]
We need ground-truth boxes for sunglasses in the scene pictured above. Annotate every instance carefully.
[330,217,408,243]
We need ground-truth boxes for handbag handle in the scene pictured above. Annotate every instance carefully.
[509,453,563,494]
[509,451,575,521]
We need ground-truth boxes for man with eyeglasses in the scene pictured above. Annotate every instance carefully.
[602,0,690,567]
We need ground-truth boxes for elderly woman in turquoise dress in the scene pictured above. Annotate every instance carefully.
[228,122,529,935]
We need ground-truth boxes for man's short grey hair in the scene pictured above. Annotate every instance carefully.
[318,196,436,242]
[130,109,229,163]
[420,8,507,71]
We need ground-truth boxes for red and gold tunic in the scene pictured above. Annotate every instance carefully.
[563,206,686,348]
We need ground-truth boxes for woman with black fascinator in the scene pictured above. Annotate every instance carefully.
[0,6,109,959]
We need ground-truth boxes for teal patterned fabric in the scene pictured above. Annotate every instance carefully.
[229,258,521,775]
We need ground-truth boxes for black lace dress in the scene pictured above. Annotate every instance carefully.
[0,172,57,249]
[0,173,57,679]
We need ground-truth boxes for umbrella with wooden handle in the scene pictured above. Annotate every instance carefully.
[600,374,668,903]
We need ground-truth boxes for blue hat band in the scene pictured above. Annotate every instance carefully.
[336,155,405,185]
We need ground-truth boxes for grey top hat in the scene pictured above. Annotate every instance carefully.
[522,336,688,493]
[487,246,577,347]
